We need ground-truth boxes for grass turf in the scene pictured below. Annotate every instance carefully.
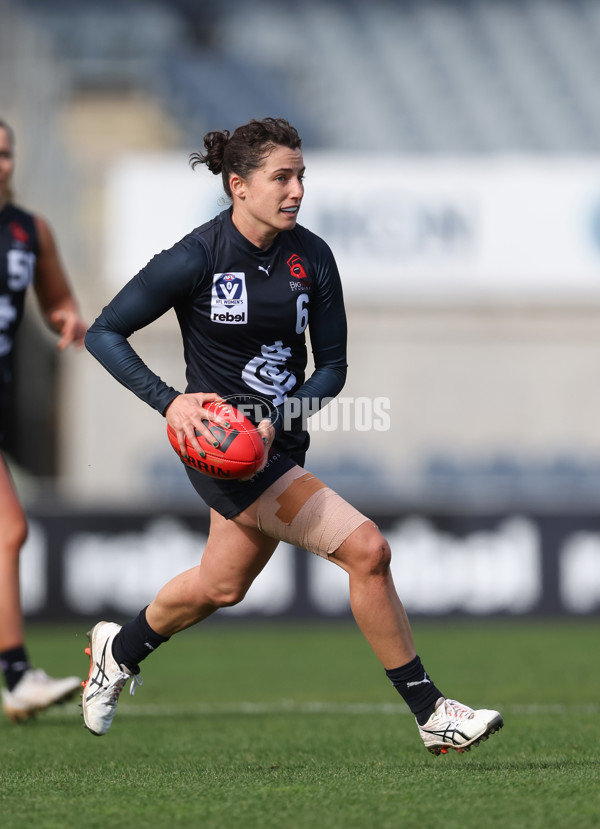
[1,619,599,829]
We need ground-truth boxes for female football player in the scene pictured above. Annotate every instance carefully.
[83,117,503,754]
[0,119,86,721]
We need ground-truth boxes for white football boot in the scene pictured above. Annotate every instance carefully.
[2,668,81,722]
[418,698,504,755]
[81,621,142,736]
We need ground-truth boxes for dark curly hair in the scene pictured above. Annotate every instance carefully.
[190,117,302,198]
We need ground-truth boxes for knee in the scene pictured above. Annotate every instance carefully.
[343,523,391,578]
[363,532,392,577]
[204,580,249,609]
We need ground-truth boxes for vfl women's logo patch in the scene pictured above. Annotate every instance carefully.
[211,272,248,324]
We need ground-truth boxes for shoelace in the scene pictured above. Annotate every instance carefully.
[128,673,143,697]
[443,699,473,720]
[106,672,143,703]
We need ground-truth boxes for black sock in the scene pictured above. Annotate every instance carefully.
[386,655,444,725]
[112,607,170,672]
[0,645,32,691]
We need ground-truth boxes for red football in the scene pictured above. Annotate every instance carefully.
[167,400,265,480]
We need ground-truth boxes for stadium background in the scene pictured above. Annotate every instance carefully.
[2,0,600,620]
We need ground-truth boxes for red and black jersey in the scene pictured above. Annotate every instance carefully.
[0,203,39,425]
[0,204,38,363]
[86,208,349,515]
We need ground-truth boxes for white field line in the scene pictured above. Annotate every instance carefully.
[56,701,599,718]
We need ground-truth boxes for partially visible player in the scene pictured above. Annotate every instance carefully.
[82,117,503,754]
[0,119,86,721]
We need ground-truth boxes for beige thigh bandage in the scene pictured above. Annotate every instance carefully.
[255,467,370,558]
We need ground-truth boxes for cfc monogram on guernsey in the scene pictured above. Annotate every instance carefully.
[242,340,297,406]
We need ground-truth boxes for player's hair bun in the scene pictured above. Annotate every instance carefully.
[190,118,301,197]
[190,130,230,175]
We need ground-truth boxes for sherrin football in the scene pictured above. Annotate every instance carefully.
[167,400,265,480]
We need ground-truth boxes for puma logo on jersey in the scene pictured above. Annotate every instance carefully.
[258,265,272,277]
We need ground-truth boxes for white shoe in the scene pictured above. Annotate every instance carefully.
[81,621,142,736]
[2,668,81,722]
[418,698,503,755]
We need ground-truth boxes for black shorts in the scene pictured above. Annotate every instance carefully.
[184,448,306,518]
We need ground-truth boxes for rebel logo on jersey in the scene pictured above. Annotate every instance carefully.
[211,272,248,324]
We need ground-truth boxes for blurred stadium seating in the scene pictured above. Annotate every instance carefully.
[4,0,600,510]
[15,0,600,152]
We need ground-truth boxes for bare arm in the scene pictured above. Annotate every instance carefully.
[32,215,87,349]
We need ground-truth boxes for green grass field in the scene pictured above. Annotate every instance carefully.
[1,619,599,829]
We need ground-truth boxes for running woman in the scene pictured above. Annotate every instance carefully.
[82,118,503,754]
[0,119,86,721]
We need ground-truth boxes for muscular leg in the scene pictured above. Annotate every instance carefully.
[0,456,28,652]
[87,470,502,750]
[146,508,279,637]
[330,520,416,670]
[0,456,81,719]
[242,467,416,671]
